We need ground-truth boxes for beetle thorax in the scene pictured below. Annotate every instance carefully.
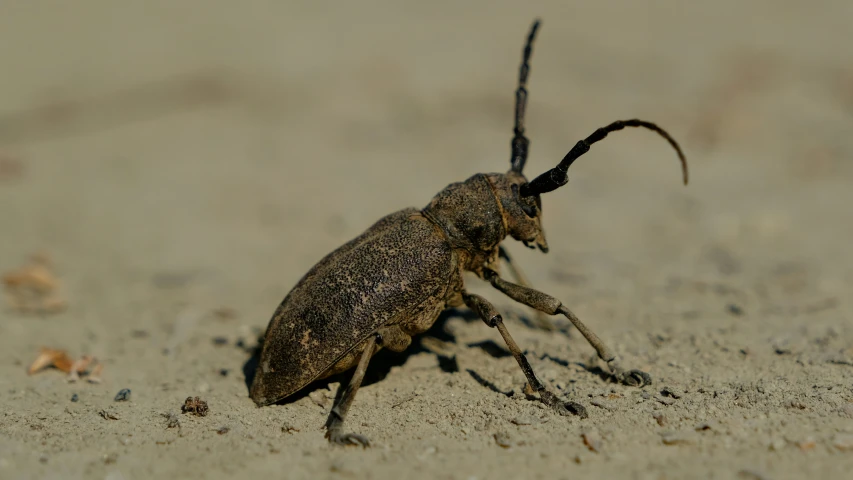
[422,172,549,256]
[422,174,507,253]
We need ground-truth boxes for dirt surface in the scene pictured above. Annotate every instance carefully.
[1,1,852,479]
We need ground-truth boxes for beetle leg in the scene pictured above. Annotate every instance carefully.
[324,334,378,447]
[482,268,652,388]
[462,291,587,418]
[497,246,554,332]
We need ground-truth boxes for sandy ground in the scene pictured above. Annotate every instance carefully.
[1,1,852,479]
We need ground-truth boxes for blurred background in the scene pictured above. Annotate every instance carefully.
[1,0,849,316]
[1,0,851,478]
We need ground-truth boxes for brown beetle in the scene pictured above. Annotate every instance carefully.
[250,19,688,446]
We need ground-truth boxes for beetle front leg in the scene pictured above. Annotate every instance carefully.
[462,291,587,418]
[482,268,652,388]
[324,334,378,447]
[497,246,553,332]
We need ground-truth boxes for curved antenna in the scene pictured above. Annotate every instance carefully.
[510,19,541,173]
[521,119,689,196]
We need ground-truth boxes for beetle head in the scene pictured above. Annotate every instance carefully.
[487,171,549,253]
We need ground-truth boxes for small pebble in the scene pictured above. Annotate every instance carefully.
[660,431,695,445]
[797,438,816,451]
[726,304,745,316]
[114,389,131,402]
[212,337,228,346]
[163,413,181,429]
[70,393,78,402]
[582,430,602,453]
[832,433,853,451]
[738,470,768,480]
[494,431,513,448]
[695,422,715,431]
[510,414,544,426]
[661,386,682,399]
[99,409,120,420]
[216,426,230,435]
[219,369,229,377]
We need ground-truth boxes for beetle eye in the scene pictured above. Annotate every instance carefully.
[511,183,537,218]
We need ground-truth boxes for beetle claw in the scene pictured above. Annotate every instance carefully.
[326,430,371,448]
[539,390,588,418]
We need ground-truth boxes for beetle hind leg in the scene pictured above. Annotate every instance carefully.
[462,291,588,418]
[324,334,378,447]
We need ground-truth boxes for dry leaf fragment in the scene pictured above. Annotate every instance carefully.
[27,348,103,383]
[27,348,73,375]
[3,253,66,313]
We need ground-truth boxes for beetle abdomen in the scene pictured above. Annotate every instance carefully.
[250,208,455,406]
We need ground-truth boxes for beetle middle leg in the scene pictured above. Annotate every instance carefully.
[462,291,587,418]
[482,268,652,387]
[324,334,378,447]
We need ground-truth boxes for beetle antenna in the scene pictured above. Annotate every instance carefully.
[510,19,541,174]
[520,119,689,196]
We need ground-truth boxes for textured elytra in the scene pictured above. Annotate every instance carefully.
[250,208,456,406]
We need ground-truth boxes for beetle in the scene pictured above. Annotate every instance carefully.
[249,18,688,446]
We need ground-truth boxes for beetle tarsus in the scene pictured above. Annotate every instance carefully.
[325,419,371,447]
[608,362,653,387]
[538,389,588,418]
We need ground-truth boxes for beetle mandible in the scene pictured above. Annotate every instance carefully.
[250,19,689,446]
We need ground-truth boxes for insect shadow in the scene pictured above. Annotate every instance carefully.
[240,307,537,405]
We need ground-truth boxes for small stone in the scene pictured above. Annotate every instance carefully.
[653,413,667,427]
[510,414,542,426]
[494,431,513,448]
[114,389,131,402]
[212,337,228,346]
[661,386,682,399]
[582,430,602,453]
[282,423,300,434]
[308,390,328,408]
[102,453,118,464]
[738,470,768,480]
[797,437,816,451]
[99,409,120,420]
[216,426,230,435]
[726,304,745,316]
[695,422,715,431]
[163,413,181,429]
[70,394,78,402]
[832,433,853,451]
[660,431,695,445]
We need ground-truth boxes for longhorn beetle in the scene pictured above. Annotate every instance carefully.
[250,19,689,446]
